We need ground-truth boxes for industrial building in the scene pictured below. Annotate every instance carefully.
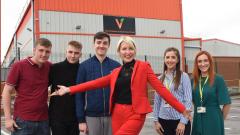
[202,39,240,57]
[1,0,240,87]
[2,0,186,74]
[202,39,240,87]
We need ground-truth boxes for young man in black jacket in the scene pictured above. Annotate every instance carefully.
[49,41,82,135]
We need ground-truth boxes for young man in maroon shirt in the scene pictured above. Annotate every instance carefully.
[2,38,52,135]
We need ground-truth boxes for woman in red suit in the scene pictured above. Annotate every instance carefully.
[51,36,191,135]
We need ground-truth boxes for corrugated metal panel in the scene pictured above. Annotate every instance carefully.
[184,40,201,73]
[134,38,182,56]
[36,0,181,21]
[106,37,182,57]
[184,40,201,48]
[17,14,34,59]
[39,11,103,33]
[202,40,240,57]
[40,34,94,63]
[39,11,181,39]
[136,18,181,37]
[16,5,32,38]
[185,48,200,73]
[40,34,181,73]
[133,38,181,73]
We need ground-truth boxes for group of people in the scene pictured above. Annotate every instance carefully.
[2,31,231,135]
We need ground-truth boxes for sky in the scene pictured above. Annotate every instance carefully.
[1,0,240,62]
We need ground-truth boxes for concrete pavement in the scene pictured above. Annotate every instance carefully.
[140,95,240,135]
[1,95,240,135]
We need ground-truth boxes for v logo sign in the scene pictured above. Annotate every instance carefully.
[115,18,125,29]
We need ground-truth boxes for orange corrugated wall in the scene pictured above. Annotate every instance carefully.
[36,0,181,21]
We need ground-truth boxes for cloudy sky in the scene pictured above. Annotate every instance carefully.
[182,0,240,42]
[1,0,240,61]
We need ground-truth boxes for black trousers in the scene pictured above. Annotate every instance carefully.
[158,118,191,135]
[50,120,79,135]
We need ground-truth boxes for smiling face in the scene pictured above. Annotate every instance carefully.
[118,41,136,63]
[197,54,210,75]
[164,51,178,71]
[94,37,110,57]
[32,44,51,65]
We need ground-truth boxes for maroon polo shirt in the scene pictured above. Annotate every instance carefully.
[6,57,51,121]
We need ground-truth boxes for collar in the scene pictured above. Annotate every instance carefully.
[26,57,36,66]
[165,70,176,80]
[64,59,79,66]
[93,55,109,63]
[122,59,135,68]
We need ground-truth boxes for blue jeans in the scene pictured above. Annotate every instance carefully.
[12,117,50,135]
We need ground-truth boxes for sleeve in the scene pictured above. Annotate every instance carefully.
[180,73,192,124]
[146,63,185,113]
[6,62,21,87]
[70,74,111,94]
[75,65,87,123]
[153,92,162,122]
[216,75,231,105]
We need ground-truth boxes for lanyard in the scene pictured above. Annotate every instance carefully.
[199,76,209,103]
[165,79,174,91]
[164,71,175,91]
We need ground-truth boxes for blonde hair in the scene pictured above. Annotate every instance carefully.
[117,36,136,52]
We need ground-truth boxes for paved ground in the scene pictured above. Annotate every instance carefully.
[1,95,240,135]
[140,95,240,135]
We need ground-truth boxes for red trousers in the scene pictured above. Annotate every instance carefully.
[112,104,146,135]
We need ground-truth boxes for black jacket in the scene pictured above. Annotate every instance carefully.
[49,59,79,122]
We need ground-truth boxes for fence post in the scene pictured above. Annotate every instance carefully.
[144,55,147,62]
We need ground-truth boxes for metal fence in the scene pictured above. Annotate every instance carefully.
[2,55,240,88]
[1,68,10,82]
[1,54,165,81]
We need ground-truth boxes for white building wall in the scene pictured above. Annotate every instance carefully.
[202,40,240,57]
[18,15,34,59]
[184,40,201,73]
[135,18,181,37]
[38,11,182,73]
[39,11,103,33]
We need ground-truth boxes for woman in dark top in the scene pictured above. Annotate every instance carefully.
[191,51,231,135]
[51,36,191,135]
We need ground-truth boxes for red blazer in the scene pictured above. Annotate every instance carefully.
[70,60,185,114]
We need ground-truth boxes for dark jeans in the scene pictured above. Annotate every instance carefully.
[50,120,79,135]
[158,117,191,135]
[12,117,50,135]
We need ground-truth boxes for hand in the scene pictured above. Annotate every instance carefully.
[154,121,164,135]
[5,118,20,132]
[176,122,185,135]
[79,123,88,134]
[182,109,192,121]
[50,85,70,96]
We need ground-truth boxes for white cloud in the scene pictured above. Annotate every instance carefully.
[183,0,240,43]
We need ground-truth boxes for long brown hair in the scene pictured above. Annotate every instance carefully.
[160,47,182,90]
[192,51,215,89]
